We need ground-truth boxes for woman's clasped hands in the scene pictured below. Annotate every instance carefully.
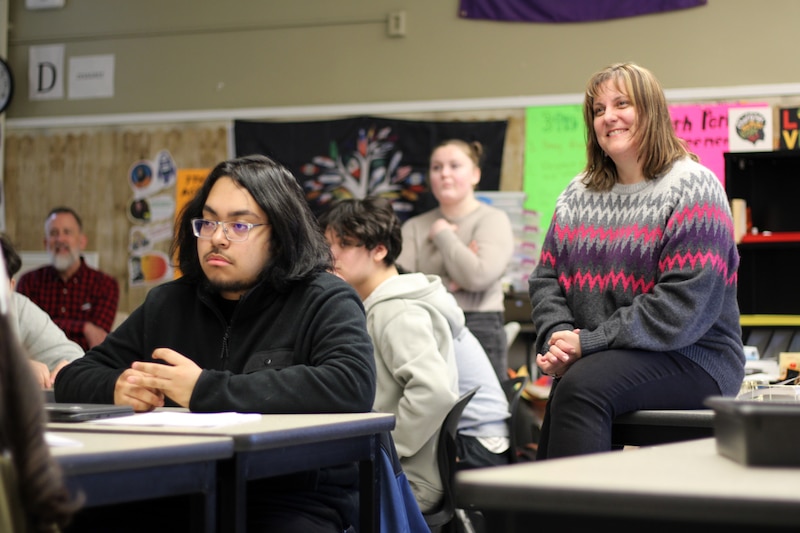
[537,328,581,379]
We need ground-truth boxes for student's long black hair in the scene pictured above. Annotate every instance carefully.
[171,154,333,292]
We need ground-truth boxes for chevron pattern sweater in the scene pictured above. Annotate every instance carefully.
[529,157,745,395]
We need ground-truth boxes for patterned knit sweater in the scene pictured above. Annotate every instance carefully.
[528,157,745,396]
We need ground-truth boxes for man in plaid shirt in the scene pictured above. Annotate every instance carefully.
[17,207,119,351]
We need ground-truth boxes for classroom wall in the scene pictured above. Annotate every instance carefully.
[3,0,800,313]
[5,0,800,118]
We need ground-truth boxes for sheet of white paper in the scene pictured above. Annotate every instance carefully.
[68,54,115,100]
[45,432,84,448]
[87,411,261,428]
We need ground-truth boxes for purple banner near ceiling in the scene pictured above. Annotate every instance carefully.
[234,116,507,220]
[458,0,707,23]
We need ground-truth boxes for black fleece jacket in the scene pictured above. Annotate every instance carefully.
[54,270,377,529]
[55,271,375,412]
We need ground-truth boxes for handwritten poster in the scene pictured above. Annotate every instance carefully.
[175,168,210,219]
[173,168,210,279]
[667,103,736,185]
[523,105,586,264]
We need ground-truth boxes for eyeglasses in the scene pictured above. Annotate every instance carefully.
[191,218,267,242]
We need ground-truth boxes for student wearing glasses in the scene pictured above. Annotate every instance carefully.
[54,154,376,533]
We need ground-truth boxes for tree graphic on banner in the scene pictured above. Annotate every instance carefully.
[299,125,425,216]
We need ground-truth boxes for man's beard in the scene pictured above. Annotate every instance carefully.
[50,249,79,272]
[200,247,268,297]
[204,277,259,296]
[202,266,266,297]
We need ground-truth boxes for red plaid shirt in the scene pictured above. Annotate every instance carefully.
[16,258,119,351]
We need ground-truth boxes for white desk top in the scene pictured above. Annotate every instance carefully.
[456,438,800,526]
[49,430,234,475]
[49,411,396,452]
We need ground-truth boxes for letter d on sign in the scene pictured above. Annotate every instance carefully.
[28,44,64,100]
[37,62,57,92]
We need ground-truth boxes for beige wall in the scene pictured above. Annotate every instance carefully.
[5,0,800,119]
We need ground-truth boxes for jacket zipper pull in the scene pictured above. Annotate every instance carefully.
[220,326,231,367]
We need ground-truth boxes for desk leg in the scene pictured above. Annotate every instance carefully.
[189,490,217,533]
[218,436,380,533]
[358,434,380,533]
[218,456,247,533]
[204,480,217,533]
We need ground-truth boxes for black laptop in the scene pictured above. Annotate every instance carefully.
[45,403,135,423]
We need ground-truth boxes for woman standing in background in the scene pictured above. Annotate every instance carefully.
[397,139,514,381]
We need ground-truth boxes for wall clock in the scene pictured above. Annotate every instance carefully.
[0,58,14,113]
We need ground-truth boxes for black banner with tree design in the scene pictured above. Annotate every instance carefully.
[234,116,507,220]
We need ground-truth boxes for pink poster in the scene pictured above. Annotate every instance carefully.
[668,103,766,188]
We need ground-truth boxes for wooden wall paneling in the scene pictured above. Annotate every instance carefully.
[4,123,229,314]
[501,114,525,193]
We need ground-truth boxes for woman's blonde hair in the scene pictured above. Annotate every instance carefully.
[581,62,697,191]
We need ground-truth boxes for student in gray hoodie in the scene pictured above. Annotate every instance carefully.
[321,196,512,510]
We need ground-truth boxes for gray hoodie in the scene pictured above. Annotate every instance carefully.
[363,272,460,513]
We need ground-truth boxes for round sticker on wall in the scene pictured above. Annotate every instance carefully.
[129,251,173,286]
[156,150,177,187]
[129,198,151,222]
[128,221,174,254]
[129,228,151,253]
[129,153,178,199]
[127,193,175,224]
[130,161,152,190]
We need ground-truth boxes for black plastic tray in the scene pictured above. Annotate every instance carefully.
[705,395,800,467]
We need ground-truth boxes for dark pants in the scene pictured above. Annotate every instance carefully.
[247,509,345,532]
[456,433,511,470]
[65,481,353,533]
[536,349,721,460]
[465,311,508,381]
[64,497,349,533]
